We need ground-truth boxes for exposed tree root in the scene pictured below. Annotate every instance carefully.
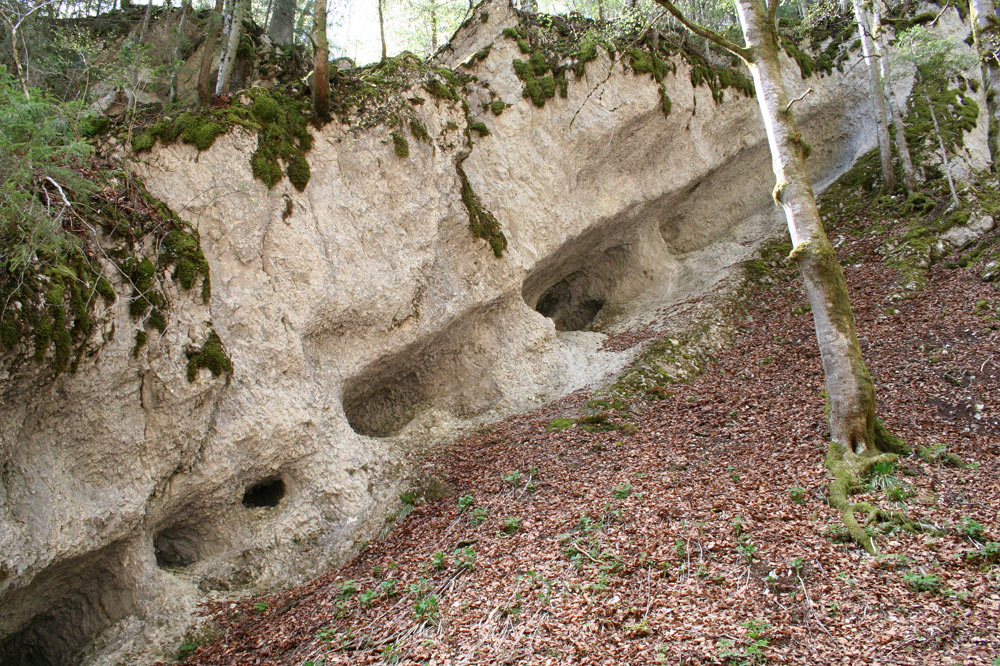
[915,444,967,468]
[825,424,940,555]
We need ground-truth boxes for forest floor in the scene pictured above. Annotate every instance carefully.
[174,183,1000,665]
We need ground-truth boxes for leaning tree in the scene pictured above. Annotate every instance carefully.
[652,0,914,553]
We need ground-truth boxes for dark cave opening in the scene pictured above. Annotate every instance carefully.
[242,477,286,508]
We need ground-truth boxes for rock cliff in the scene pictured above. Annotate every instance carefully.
[4,1,979,663]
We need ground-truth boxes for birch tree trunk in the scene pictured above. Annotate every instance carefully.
[852,0,896,191]
[970,0,1000,168]
[873,0,916,194]
[928,99,960,207]
[312,0,329,118]
[169,0,190,104]
[215,0,245,96]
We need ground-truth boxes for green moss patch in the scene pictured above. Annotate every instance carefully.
[456,158,507,258]
[133,89,312,192]
[392,131,410,158]
[186,331,233,383]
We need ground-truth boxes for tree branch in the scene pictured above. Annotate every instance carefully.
[766,0,779,31]
[651,0,754,61]
[784,87,813,113]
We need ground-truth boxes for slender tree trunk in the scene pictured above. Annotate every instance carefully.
[928,98,960,207]
[735,0,889,456]
[873,0,916,194]
[3,18,31,98]
[970,0,1000,169]
[598,0,605,22]
[312,0,329,117]
[268,0,294,46]
[215,0,245,96]
[852,0,896,191]
[378,0,387,61]
[430,6,438,52]
[169,0,190,104]
[137,0,153,43]
[198,0,225,105]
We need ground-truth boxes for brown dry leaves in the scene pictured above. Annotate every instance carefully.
[177,211,1000,666]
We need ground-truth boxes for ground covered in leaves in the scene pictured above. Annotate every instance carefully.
[174,186,1000,664]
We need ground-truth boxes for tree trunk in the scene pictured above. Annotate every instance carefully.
[734,0,890,457]
[198,0,225,105]
[268,0,295,46]
[312,0,329,118]
[970,0,1000,169]
[852,0,896,191]
[169,0,190,104]
[215,0,245,96]
[431,5,438,52]
[928,98,960,207]
[873,0,916,194]
[138,0,153,43]
[378,0,387,61]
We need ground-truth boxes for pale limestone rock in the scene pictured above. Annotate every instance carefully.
[0,2,895,663]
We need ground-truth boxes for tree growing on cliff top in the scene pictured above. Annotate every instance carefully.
[652,0,913,553]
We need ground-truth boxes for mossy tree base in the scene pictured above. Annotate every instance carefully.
[824,428,944,555]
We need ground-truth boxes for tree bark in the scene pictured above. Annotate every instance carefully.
[198,0,225,105]
[873,0,916,194]
[928,98,960,207]
[734,0,887,455]
[852,0,896,191]
[215,0,245,96]
[169,0,190,104]
[312,0,329,118]
[970,0,1000,169]
[268,0,295,46]
[430,5,438,52]
[378,0,387,61]
[138,0,153,43]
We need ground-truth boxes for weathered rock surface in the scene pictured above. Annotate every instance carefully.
[8,1,987,663]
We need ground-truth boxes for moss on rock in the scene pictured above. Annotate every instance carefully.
[186,331,233,382]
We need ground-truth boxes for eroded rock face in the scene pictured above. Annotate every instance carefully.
[0,1,920,662]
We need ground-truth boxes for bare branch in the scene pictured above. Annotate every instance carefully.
[784,87,813,113]
[929,0,952,27]
[651,0,753,61]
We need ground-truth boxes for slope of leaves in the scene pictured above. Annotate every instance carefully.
[172,188,999,665]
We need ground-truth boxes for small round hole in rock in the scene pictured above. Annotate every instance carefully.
[242,477,285,508]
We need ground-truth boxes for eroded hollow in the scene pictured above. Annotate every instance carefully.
[154,525,203,569]
[0,542,135,666]
[342,298,511,438]
[242,477,285,508]
[522,207,663,332]
[533,270,607,331]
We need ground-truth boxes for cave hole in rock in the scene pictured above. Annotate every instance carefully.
[522,216,656,331]
[342,299,508,438]
[533,271,607,331]
[242,476,286,508]
[0,543,134,666]
[154,524,203,569]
